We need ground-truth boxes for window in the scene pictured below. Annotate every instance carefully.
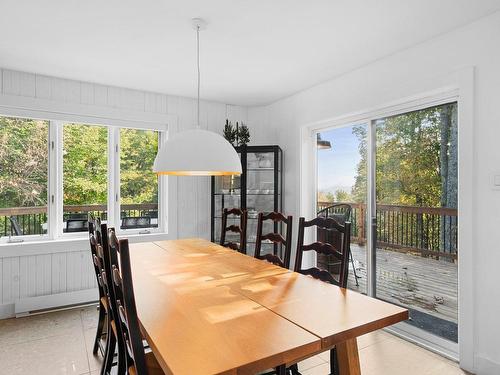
[63,123,108,233]
[0,116,49,240]
[119,128,159,231]
[0,115,165,243]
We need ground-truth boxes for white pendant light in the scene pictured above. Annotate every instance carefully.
[153,18,242,176]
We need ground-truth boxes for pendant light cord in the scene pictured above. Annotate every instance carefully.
[196,24,201,128]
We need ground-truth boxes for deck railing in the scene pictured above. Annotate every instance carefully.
[0,203,158,237]
[317,201,458,260]
[1,201,458,260]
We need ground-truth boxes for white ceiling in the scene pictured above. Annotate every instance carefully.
[1,1,499,106]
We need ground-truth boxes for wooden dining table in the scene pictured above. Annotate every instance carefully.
[128,238,408,375]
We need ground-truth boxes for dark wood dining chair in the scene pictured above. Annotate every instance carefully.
[220,208,248,254]
[87,214,108,356]
[294,216,351,375]
[254,212,293,269]
[89,219,127,375]
[108,229,164,375]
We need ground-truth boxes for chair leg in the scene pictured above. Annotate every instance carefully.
[116,333,127,375]
[276,364,286,375]
[290,363,301,375]
[101,322,115,375]
[349,249,359,286]
[93,301,107,355]
[330,347,339,375]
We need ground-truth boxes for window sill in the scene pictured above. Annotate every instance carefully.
[0,231,173,258]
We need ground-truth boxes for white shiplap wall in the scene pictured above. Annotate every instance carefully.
[0,68,249,318]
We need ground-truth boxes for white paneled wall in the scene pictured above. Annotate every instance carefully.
[0,68,249,318]
[0,249,96,317]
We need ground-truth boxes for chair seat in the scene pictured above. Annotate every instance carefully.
[129,351,164,375]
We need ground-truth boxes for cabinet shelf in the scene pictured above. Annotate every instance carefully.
[211,145,283,244]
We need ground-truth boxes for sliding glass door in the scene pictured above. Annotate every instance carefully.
[315,101,458,350]
[316,124,368,293]
[373,102,458,343]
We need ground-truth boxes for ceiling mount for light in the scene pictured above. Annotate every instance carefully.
[317,133,332,150]
[191,17,207,31]
[153,18,242,176]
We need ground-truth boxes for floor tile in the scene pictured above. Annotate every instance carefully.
[427,361,470,375]
[0,331,89,375]
[357,329,393,349]
[359,335,452,375]
[83,328,104,372]
[301,362,331,375]
[80,304,100,330]
[297,354,326,371]
[0,309,82,345]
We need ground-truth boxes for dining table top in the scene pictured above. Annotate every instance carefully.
[128,238,408,375]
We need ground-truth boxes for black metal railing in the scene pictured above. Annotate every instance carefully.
[0,203,159,237]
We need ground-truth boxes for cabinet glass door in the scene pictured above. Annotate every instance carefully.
[246,151,281,256]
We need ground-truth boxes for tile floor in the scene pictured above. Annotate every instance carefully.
[0,304,469,375]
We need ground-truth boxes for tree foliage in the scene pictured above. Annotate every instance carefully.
[0,119,158,209]
[0,117,48,208]
[352,103,458,208]
[120,128,158,204]
[63,124,108,205]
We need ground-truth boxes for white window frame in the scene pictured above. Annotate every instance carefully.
[0,111,169,244]
[0,116,52,244]
[111,127,166,236]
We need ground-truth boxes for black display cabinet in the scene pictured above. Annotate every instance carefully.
[211,145,283,256]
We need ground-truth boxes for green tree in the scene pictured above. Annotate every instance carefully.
[120,128,158,204]
[352,103,457,208]
[335,189,351,202]
[63,124,108,205]
[0,117,48,208]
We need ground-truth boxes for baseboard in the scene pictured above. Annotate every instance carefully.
[14,288,98,317]
[475,355,500,375]
[0,303,15,319]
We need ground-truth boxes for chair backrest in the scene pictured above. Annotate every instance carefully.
[295,216,351,287]
[66,219,88,232]
[9,216,23,236]
[316,203,351,258]
[220,208,248,254]
[121,216,151,229]
[88,214,105,300]
[254,212,293,269]
[108,229,148,374]
[89,220,126,362]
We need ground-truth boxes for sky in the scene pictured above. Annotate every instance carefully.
[317,124,366,193]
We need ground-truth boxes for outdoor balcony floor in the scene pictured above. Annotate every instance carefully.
[347,244,458,342]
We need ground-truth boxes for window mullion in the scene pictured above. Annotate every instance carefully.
[158,131,167,233]
[48,121,63,239]
[107,127,120,230]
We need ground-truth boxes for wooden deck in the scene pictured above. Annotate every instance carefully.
[347,244,458,324]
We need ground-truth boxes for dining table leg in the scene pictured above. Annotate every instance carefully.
[336,337,361,375]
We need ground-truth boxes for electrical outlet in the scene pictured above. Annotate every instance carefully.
[493,175,500,190]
